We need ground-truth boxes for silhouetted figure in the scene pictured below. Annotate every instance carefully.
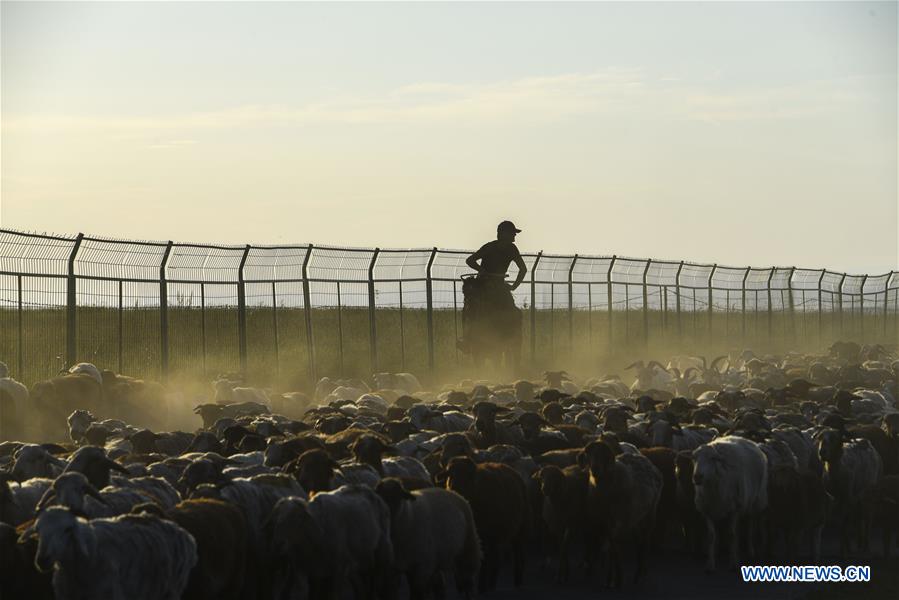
[459,221,527,370]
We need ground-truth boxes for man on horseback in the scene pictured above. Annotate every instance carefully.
[459,221,527,369]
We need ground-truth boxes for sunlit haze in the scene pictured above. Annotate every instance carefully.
[2,1,896,274]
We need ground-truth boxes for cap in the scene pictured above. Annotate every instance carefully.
[497,220,522,233]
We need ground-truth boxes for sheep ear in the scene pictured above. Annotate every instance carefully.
[434,470,448,486]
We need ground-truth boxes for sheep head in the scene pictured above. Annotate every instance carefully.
[375,477,416,514]
[444,456,478,496]
[30,507,94,573]
[578,440,616,481]
[285,449,339,494]
[533,465,566,499]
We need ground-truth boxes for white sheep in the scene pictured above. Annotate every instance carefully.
[692,435,768,571]
[0,475,53,526]
[36,472,159,518]
[375,478,481,599]
[212,379,269,405]
[27,506,197,600]
[647,420,717,451]
[0,374,29,434]
[817,429,883,556]
[68,362,103,385]
[10,444,67,481]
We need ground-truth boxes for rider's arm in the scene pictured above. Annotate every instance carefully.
[510,247,527,291]
[466,247,485,274]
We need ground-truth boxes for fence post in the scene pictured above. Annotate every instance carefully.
[607,256,616,350]
[766,267,775,340]
[368,248,380,374]
[530,251,543,362]
[642,259,651,345]
[741,267,750,341]
[859,274,868,339]
[301,244,315,382]
[17,274,23,378]
[837,273,846,337]
[337,281,345,376]
[65,233,84,369]
[117,280,123,374]
[785,267,796,342]
[200,282,207,377]
[675,261,683,337]
[271,281,279,378]
[236,244,250,376]
[425,247,437,372]
[159,241,174,381]
[884,273,891,337]
[817,270,825,344]
[568,254,578,354]
[707,264,717,341]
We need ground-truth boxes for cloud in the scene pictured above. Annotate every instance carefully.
[0,70,882,136]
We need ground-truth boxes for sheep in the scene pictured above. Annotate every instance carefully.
[444,456,529,592]
[25,506,197,600]
[10,445,67,481]
[194,401,270,429]
[67,362,102,385]
[62,446,131,489]
[647,418,717,451]
[765,465,829,562]
[34,472,160,519]
[817,429,883,556]
[691,435,768,571]
[349,434,431,482]
[625,361,675,392]
[146,498,249,600]
[0,474,53,526]
[0,374,29,439]
[264,485,393,600]
[375,478,481,599]
[30,373,103,440]
[373,372,422,394]
[532,464,588,583]
[212,379,269,404]
[579,440,663,587]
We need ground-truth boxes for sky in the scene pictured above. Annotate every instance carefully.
[1,1,896,275]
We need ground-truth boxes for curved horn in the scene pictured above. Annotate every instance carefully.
[670,367,682,380]
[698,356,708,371]
[710,356,729,373]
[624,361,642,371]
[683,367,699,381]
[647,361,668,373]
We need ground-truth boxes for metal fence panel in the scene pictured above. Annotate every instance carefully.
[0,228,895,386]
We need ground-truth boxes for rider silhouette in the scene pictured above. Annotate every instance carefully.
[461,221,527,369]
[466,221,527,289]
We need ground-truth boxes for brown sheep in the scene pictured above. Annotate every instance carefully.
[444,456,529,592]
[31,374,102,441]
[579,440,662,587]
[155,499,249,600]
[766,466,829,562]
[639,447,679,543]
[532,464,588,582]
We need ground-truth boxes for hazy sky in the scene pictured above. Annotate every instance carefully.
[1,1,896,274]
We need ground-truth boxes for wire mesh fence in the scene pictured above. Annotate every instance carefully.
[1,228,896,386]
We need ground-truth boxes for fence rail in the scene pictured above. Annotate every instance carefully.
[1,228,896,386]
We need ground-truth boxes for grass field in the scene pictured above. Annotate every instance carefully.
[2,304,895,390]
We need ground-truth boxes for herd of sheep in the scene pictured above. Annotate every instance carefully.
[0,340,897,599]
